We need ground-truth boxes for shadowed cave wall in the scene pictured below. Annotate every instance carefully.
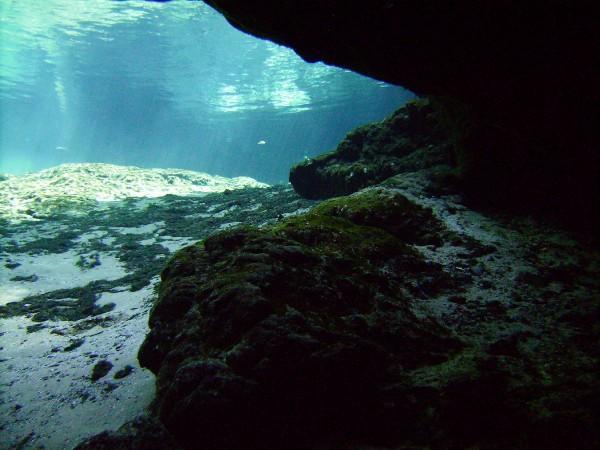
[198,0,599,229]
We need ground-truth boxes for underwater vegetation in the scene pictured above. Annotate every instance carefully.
[2,1,599,449]
[0,181,316,324]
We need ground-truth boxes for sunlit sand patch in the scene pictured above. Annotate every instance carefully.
[0,281,157,450]
[0,250,127,303]
[0,286,31,306]
[0,163,268,222]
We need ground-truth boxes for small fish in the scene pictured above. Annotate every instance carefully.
[55,146,68,151]
[257,140,267,145]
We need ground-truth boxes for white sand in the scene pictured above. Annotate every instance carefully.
[0,163,267,222]
[0,281,156,449]
[1,219,160,448]
[0,250,127,305]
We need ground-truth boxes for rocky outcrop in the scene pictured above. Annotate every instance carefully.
[74,416,181,450]
[201,0,599,229]
[289,100,453,199]
[109,182,597,449]
[75,4,599,448]
[137,188,464,448]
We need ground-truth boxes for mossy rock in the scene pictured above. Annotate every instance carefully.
[311,187,449,245]
[91,360,113,382]
[138,188,463,449]
[289,100,454,200]
[74,415,181,450]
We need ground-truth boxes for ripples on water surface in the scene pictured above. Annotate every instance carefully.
[0,0,413,181]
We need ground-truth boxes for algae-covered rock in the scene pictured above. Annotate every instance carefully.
[74,180,600,449]
[74,415,181,450]
[91,360,113,382]
[312,187,450,246]
[138,188,463,448]
[290,100,452,199]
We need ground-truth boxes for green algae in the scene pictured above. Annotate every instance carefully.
[5,230,80,255]
[289,100,452,200]
[0,281,117,322]
[137,185,467,450]
[76,253,101,270]
[142,186,458,364]
[1,185,317,323]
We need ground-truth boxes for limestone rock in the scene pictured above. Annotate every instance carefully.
[289,100,452,199]
[138,188,463,448]
[90,360,113,382]
[77,182,600,449]
[74,415,181,450]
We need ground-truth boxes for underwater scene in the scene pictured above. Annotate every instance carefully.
[1,1,599,449]
[0,0,412,181]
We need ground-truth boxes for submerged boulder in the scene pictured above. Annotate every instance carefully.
[289,100,453,199]
[134,185,600,449]
[137,187,463,448]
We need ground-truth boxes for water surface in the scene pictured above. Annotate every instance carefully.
[0,0,413,182]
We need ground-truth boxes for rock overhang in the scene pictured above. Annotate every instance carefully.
[198,0,599,229]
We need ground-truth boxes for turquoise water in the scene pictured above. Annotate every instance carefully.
[0,0,413,183]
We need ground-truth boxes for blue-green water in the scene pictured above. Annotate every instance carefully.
[0,0,413,183]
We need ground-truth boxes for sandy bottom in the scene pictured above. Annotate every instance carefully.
[0,298,155,449]
[0,250,165,449]
[0,211,201,449]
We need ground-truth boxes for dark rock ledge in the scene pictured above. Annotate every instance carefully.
[135,188,463,449]
[77,184,600,449]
